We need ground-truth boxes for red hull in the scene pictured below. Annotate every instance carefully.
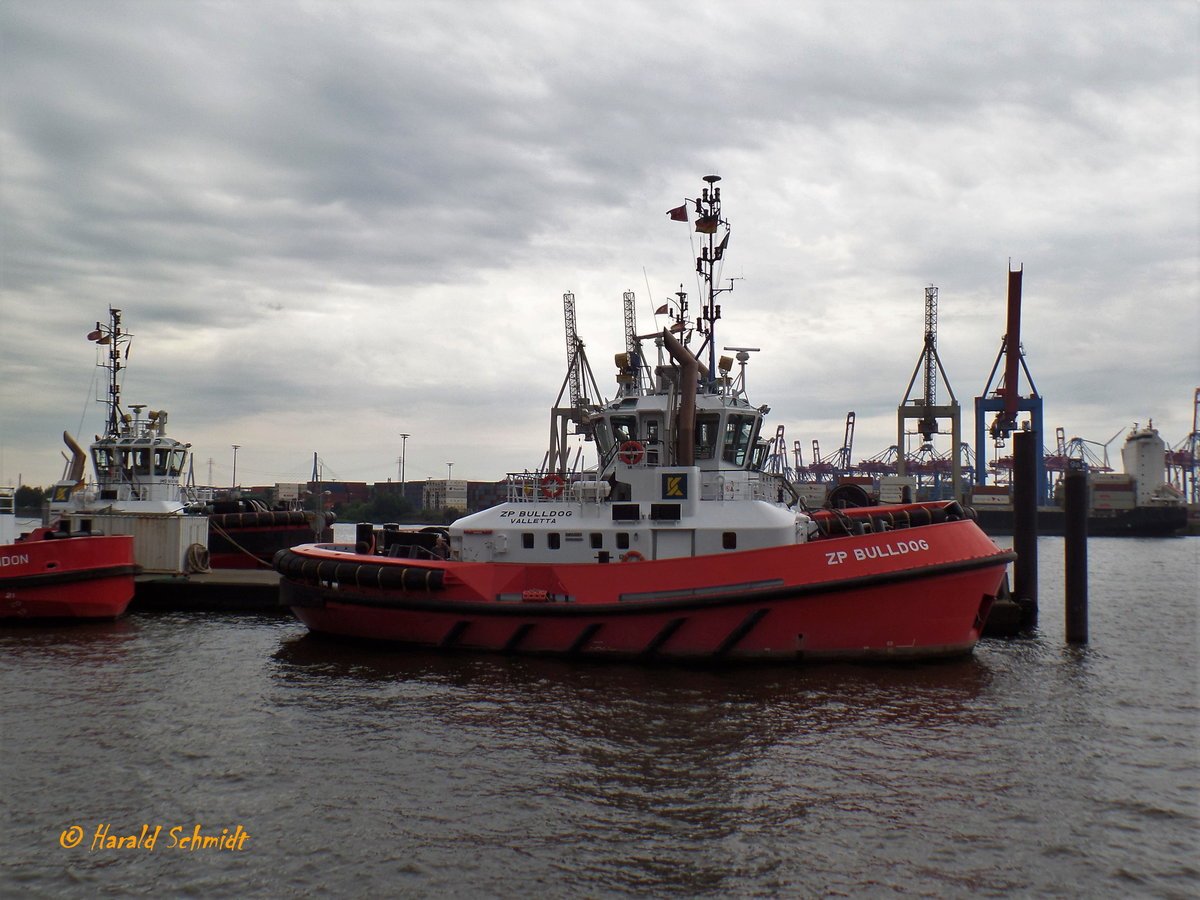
[277,519,1013,662]
[1,530,137,620]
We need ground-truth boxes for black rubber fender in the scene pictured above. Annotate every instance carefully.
[273,548,444,591]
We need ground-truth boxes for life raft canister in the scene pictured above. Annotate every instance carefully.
[540,473,565,498]
[618,441,645,466]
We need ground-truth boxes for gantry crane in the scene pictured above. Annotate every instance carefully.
[1167,388,1200,503]
[548,292,603,474]
[833,411,856,475]
[762,425,793,479]
[897,285,963,500]
[973,265,1047,502]
[614,290,647,396]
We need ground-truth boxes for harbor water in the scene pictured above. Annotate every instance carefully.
[1,536,1196,898]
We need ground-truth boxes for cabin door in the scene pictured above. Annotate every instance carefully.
[653,528,694,560]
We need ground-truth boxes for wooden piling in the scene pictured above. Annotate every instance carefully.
[1064,465,1089,643]
[1012,430,1039,628]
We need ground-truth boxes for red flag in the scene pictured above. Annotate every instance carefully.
[714,231,729,259]
[654,304,669,315]
[695,215,718,234]
[666,204,688,222]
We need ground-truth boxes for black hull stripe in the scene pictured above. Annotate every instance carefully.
[440,620,470,647]
[0,564,139,590]
[642,617,686,657]
[715,608,770,656]
[284,551,1015,617]
[504,623,534,651]
[568,623,602,653]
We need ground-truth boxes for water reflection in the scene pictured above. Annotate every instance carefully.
[0,616,139,643]
[0,617,140,676]
[271,634,1001,896]
[271,632,995,726]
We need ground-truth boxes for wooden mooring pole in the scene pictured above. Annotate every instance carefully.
[1064,464,1089,643]
[1012,430,1039,629]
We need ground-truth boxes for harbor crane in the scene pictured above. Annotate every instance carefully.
[804,414,856,480]
[562,291,584,411]
[762,425,794,479]
[614,290,647,396]
[896,285,963,500]
[1167,387,1200,503]
[833,411,856,475]
[974,265,1047,502]
[809,439,836,479]
[548,292,604,474]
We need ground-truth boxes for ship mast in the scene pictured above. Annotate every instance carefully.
[88,308,133,439]
[692,174,733,381]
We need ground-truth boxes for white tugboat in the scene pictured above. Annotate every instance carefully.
[46,309,209,574]
[47,308,330,574]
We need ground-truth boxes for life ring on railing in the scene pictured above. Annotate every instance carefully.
[620,550,645,562]
[540,474,565,498]
[618,441,645,466]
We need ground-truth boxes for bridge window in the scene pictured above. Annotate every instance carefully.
[643,418,662,463]
[611,416,637,445]
[120,449,151,475]
[594,420,613,457]
[752,440,770,469]
[723,414,758,467]
[695,414,720,459]
[154,449,171,476]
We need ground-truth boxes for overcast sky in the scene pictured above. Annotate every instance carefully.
[2,0,1197,490]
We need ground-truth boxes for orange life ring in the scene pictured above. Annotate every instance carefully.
[621,550,645,562]
[540,474,565,498]
[618,441,645,466]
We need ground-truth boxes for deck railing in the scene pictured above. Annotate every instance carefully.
[505,473,609,504]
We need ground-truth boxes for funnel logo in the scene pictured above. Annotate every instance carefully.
[661,473,688,499]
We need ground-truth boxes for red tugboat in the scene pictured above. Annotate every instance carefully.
[1,487,136,620]
[275,176,1015,662]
